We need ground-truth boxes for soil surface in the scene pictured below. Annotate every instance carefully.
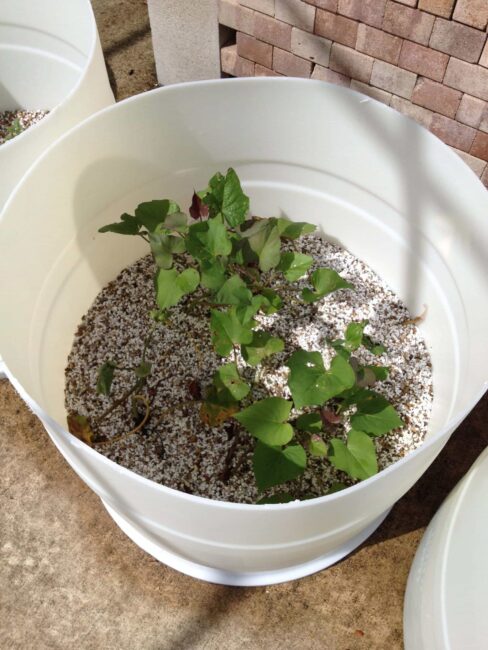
[65,235,433,503]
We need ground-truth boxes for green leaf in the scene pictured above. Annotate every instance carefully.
[276,218,316,240]
[308,434,328,458]
[149,231,186,269]
[286,350,356,409]
[277,252,313,281]
[134,360,152,379]
[155,267,200,310]
[187,221,211,261]
[235,397,294,446]
[213,363,250,401]
[350,392,404,436]
[187,215,232,260]
[207,214,233,256]
[365,365,389,381]
[240,219,281,272]
[241,331,284,367]
[259,288,283,315]
[96,361,116,395]
[200,259,227,290]
[163,211,188,233]
[203,172,226,216]
[344,320,368,351]
[257,493,295,505]
[215,274,253,306]
[210,307,255,356]
[229,237,258,266]
[363,334,386,356]
[328,429,378,480]
[302,268,353,303]
[98,213,141,235]
[235,294,266,324]
[253,442,307,491]
[221,168,250,227]
[295,412,323,433]
[135,200,174,232]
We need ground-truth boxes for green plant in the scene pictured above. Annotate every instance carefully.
[4,118,23,141]
[85,168,403,501]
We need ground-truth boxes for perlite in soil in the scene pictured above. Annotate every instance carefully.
[65,169,433,504]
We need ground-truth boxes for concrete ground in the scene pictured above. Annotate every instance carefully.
[1,2,487,648]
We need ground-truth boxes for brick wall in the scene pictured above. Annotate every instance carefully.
[219,0,488,187]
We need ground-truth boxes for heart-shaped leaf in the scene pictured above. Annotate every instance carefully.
[253,441,307,491]
[200,259,227,290]
[189,191,209,220]
[155,267,200,310]
[99,213,141,235]
[344,320,368,351]
[286,349,356,409]
[302,268,353,303]
[350,392,404,436]
[221,168,250,227]
[210,307,255,356]
[277,252,313,281]
[213,363,250,401]
[276,218,316,240]
[295,412,323,433]
[308,434,328,457]
[215,274,253,306]
[328,429,378,480]
[240,219,281,272]
[241,331,284,366]
[235,397,294,446]
[149,231,186,269]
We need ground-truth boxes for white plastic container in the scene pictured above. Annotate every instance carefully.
[0,79,487,586]
[0,0,114,209]
[404,446,488,649]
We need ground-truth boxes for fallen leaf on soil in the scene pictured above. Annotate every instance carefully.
[67,413,96,446]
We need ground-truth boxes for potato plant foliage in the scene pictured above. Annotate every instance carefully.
[88,169,404,502]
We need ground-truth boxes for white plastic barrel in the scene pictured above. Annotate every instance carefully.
[0,0,114,209]
[0,79,487,585]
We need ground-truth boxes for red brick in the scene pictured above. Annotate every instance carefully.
[304,0,337,9]
[453,0,488,31]
[255,63,283,76]
[237,32,272,67]
[429,18,485,64]
[480,108,488,134]
[470,131,488,162]
[276,0,316,31]
[452,147,487,177]
[430,113,476,151]
[398,41,448,82]
[240,0,275,15]
[444,58,488,101]
[273,46,313,76]
[456,95,487,129]
[482,165,488,189]
[337,0,386,28]
[370,60,417,98]
[390,95,434,128]
[311,64,351,85]
[221,45,255,76]
[254,13,292,49]
[480,41,488,69]
[329,43,374,83]
[356,24,402,65]
[412,77,461,117]
[291,27,331,66]
[350,80,392,105]
[418,0,454,18]
[383,1,434,45]
[219,0,254,34]
[314,9,358,48]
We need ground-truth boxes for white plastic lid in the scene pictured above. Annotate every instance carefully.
[404,445,488,649]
